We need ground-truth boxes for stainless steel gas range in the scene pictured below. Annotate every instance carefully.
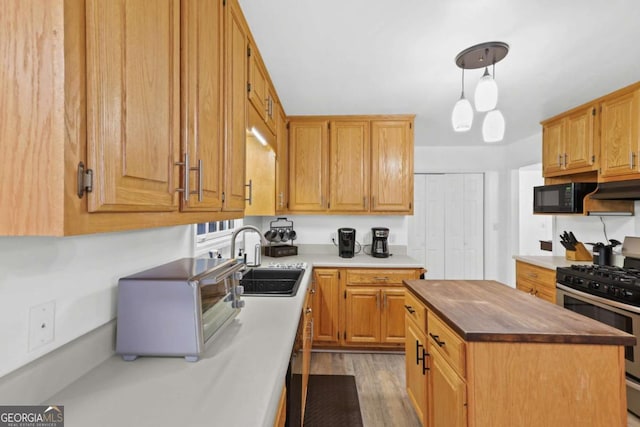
[556,237,640,417]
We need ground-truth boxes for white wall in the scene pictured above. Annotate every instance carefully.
[0,226,193,377]
[518,165,552,255]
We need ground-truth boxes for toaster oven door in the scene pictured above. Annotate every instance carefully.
[199,262,244,344]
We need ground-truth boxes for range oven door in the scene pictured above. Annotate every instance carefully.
[557,284,640,415]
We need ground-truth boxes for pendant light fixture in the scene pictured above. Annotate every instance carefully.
[452,41,509,142]
[451,67,473,132]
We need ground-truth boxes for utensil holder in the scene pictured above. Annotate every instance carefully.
[565,242,592,261]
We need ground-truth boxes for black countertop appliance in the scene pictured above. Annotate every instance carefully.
[338,228,356,258]
[371,227,390,258]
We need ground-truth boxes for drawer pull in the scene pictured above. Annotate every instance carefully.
[404,304,416,314]
[305,307,312,314]
[526,272,538,278]
[374,277,389,281]
[430,333,446,347]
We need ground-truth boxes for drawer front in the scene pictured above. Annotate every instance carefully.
[515,261,555,289]
[404,290,426,330]
[427,312,465,378]
[346,269,419,286]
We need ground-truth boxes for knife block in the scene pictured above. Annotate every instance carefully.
[565,242,592,261]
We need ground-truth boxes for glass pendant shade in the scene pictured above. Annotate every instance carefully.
[451,96,473,132]
[482,109,505,143]
[474,67,498,112]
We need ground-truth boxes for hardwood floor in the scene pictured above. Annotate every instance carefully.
[309,351,640,427]
[309,351,419,427]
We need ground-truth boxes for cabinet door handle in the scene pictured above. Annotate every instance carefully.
[384,293,387,309]
[305,307,312,315]
[376,293,380,310]
[429,333,445,347]
[564,153,568,168]
[631,152,636,169]
[558,154,562,168]
[279,192,284,208]
[422,348,429,375]
[195,159,203,202]
[416,340,425,365]
[245,179,253,205]
[404,304,416,314]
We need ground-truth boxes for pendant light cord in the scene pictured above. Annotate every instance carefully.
[460,66,465,97]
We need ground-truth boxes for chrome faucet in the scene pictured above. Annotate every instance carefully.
[230,225,268,265]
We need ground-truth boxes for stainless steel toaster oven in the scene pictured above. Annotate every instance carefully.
[116,257,245,362]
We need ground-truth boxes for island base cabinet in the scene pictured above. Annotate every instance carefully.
[466,342,627,427]
[430,345,466,427]
[405,318,428,426]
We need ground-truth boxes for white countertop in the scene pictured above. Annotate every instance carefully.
[512,255,593,270]
[46,254,423,427]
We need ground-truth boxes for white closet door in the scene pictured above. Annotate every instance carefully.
[462,174,484,279]
[425,175,445,279]
[444,175,465,279]
[411,173,484,280]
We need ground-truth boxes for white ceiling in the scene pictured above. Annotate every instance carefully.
[238,0,640,147]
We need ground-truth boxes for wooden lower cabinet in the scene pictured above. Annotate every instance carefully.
[405,314,428,426]
[430,345,466,427]
[515,260,556,303]
[312,267,422,349]
[312,268,341,344]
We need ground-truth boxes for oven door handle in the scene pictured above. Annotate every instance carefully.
[627,378,640,392]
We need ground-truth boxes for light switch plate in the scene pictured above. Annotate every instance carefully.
[29,301,55,352]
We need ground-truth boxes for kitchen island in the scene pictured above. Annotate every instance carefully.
[404,279,635,427]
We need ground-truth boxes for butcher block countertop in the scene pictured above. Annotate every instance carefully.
[404,279,636,346]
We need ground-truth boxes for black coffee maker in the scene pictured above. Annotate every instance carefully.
[371,227,389,258]
[338,228,356,258]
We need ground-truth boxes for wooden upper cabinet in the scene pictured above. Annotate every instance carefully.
[329,121,370,212]
[223,0,249,212]
[248,41,268,122]
[600,87,640,180]
[565,106,596,170]
[180,0,224,211]
[542,105,597,177]
[275,104,289,213]
[370,120,414,213]
[289,121,329,212]
[542,118,565,176]
[85,0,180,212]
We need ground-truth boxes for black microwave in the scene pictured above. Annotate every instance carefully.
[533,182,597,213]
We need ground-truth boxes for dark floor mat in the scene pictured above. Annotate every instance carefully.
[303,374,363,427]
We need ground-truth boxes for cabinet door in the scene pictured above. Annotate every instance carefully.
[312,269,340,344]
[430,346,467,427]
[275,104,289,213]
[329,121,370,212]
[381,289,406,344]
[180,0,223,211]
[86,0,180,212]
[370,120,413,212]
[542,118,564,176]
[223,0,248,211]
[344,288,381,344]
[406,319,428,426]
[289,121,329,212]
[565,106,597,172]
[600,88,640,178]
[265,85,277,135]
[244,128,275,215]
[248,42,267,121]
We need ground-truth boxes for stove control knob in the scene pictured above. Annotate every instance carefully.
[235,285,244,296]
[624,290,634,298]
[589,281,600,290]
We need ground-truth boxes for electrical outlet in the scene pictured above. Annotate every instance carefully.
[29,301,55,352]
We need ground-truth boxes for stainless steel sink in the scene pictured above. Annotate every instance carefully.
[240,268,305,296]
